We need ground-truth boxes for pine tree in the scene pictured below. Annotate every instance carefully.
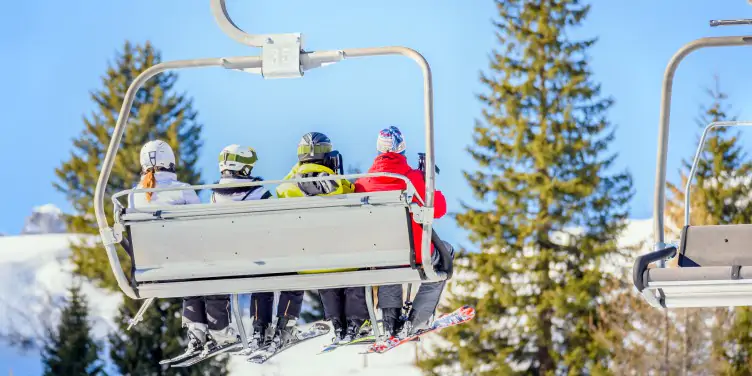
[665,76,752,375]
[54,41,202,291]
[419,1,633,374]
[41,282,103,376]
[54,41,227,373]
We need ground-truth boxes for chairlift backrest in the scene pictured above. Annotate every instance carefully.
[123,190,415,293]
[678,224,752,267]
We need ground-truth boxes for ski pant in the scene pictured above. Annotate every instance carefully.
[378,241,455,328]
[319,287,370,322]
[250,291,304,325]
[182,295,231,330]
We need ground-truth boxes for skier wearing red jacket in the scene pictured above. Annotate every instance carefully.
[354,126,454,338]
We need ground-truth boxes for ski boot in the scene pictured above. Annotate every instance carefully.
[249,320,270,350]
[159,323,206,365]
[381,308,405,337]
[330,317,345,343]
[341,318,369,343]
[268,315,299,352]
[237,320,270,356]
[183,323,207,357]
[209,326,241,347]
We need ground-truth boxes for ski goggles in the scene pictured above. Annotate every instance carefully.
[219,151,258,166]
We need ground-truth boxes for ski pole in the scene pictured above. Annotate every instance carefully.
[127,297,155,331]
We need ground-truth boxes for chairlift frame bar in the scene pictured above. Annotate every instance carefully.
[642,34,752,307]
[112,172,423,213]
[93,0,442,300]
[653,36,752,247]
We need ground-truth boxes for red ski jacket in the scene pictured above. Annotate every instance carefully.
[354,153,447,264]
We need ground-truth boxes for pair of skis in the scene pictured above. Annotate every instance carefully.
[159,322,332,367]
[320,305,475,355]
[317,334,377,354]
[160,340,245,368]
[362,305,475,354]
[160,305,475,367]
[245,322,331,364]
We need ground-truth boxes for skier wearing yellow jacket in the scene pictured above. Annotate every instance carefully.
[276,132,370,344]
[275,132,354,197]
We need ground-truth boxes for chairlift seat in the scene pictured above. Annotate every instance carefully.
[635,224,752,307]
[119,190,430,299]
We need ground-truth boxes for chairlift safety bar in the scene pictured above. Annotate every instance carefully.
[684,121,752,226]
[112,171,423,213]
[93,0,440,299]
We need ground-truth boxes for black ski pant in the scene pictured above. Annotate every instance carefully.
[182,295,231,330]
[250,291,304,325]
[377,241,455,328]
[319,287,370,322]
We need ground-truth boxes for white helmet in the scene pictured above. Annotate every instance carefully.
[139,140,176,171]
[218,144,258,176]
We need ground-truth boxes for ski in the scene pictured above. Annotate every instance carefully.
[158,347,202,366]
[318,334,376,354]
[170,341,244,367]
[363,305,475,354]
[246,322,330,364]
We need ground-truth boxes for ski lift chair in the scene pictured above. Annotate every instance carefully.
[94,0,449,345]
[633,21,752,308]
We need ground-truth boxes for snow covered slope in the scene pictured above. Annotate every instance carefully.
[0,234,120,341]
[0,217,656,375]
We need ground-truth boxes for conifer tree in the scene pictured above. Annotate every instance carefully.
[41,283,103,376]
[665,77,752,375]
[54,41,202,290]
[54,41,227,374]
[420,1,632,374]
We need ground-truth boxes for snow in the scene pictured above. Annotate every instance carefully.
[0,234,121,343]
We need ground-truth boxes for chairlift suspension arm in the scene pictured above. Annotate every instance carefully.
[94,0,445,300]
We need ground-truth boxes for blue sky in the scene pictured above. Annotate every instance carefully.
[4,1,752,244]
[2,1,752,240]
[2,0,752,374]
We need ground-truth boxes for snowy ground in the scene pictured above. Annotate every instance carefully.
[0,216,656,375]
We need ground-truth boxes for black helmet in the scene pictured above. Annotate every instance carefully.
[297,132,343,174]
[297,132,332,162]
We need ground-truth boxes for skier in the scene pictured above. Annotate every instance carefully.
[274,132,371,345]
[209,144,275,352]
[353,126,452,338]
[128,140,201,209]
[210,144,272,203]
[179,144,282,357]
[129,140,241,358]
